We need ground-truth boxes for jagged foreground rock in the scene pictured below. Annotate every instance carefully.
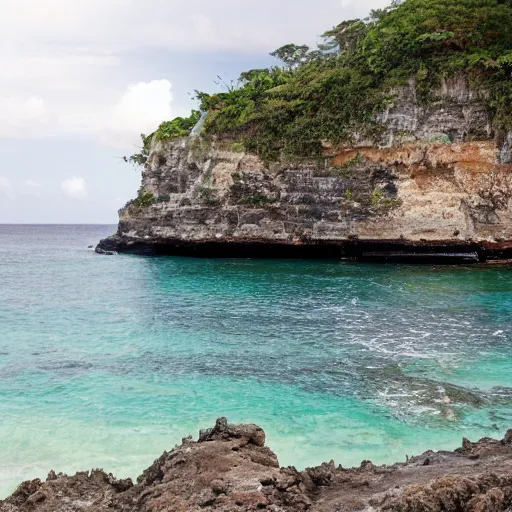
[98,76,512,263]
[3,418,512,511]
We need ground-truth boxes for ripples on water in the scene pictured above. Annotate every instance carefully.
[0,225,511,497]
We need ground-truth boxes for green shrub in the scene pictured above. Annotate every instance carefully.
[133,191,154,209]
[238,194,273,206]
[197,0,512,159]
[231,142,245,152]
[127,0,512,163]
[124,112,201,167]
[371,187,385,206]
[194,184,217,204]
[123,133,153,168]
[154,111,201,141]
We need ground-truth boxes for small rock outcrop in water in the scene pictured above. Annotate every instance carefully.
[2,418,512,511]
[97,76,512,263]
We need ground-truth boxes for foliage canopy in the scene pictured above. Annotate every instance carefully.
[128,0,512,164]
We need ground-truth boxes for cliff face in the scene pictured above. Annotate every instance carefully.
[3,418,512,512]
[98,76,512,262]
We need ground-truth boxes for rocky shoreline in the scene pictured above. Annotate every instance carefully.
[2,418,512,511]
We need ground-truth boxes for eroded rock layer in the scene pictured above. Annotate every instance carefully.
[2,418,512,511]
[98,77,512,262]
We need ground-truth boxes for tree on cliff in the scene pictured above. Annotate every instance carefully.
[270,44,314,68]
[319,19,368,55]
[125,0,512,165]
[198,0,512,159]
[361,0,512,77]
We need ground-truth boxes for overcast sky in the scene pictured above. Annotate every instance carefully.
[0,0,389,223]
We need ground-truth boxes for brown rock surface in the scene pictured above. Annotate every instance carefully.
[3,418,512,512]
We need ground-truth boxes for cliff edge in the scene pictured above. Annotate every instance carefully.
[98,76,512,262]
[3,418,512,511]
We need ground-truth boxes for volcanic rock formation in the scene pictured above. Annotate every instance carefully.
[2,417,512,511]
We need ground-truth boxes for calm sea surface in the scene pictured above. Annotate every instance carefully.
[1,224,511,497]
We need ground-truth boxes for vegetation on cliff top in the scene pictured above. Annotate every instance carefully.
[128,0,512,164]
[124,112,201,167]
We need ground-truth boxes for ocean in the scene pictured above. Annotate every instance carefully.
[0,224,511,498]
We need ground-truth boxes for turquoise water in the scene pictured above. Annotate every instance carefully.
[1,225,512,498]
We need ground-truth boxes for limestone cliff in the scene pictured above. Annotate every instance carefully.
[98,76,512,262]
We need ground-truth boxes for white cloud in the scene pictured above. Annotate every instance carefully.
[113,80,173,134]
[0,96,50,138]
[0,177,15,200]
[0,0,390,53]
[25,179,42,188]
[0,0,390,146]
[60,79,173,148]
[24,179,43,197]
[340,0,389,13]
[61,177,87,199]
[0,79,172,148]
[105,79,173,147]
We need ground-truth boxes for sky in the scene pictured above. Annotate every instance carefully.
[0,0,389,223]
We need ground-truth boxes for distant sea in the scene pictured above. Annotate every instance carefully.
[1,224,511,498]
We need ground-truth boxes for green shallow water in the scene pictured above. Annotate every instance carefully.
[1,225,512,498]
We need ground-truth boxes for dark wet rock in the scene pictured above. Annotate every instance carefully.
[503,429,512,444]
[304,460,337,487]
[2,418,512,511]
[95,235,123,255]
[198,416,267,447]
[95,248,117,256]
